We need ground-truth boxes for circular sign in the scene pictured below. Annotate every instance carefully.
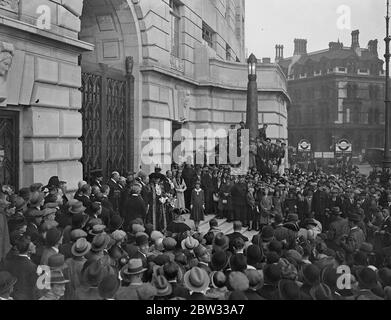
[336,139,352,152]
[298,140,311,151]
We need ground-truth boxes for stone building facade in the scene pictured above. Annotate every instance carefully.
[277,30,385,157]
[0,0,289,191]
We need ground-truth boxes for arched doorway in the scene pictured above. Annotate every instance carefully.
[79,0,141,180]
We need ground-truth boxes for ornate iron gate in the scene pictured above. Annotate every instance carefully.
[0,110,19,189]
[80,63,132,180]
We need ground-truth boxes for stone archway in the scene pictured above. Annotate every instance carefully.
[79,0,143,179]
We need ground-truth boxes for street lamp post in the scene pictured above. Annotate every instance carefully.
[246,53,259,142]
[383,0,391,170]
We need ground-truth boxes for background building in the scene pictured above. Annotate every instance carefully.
[277,30,385,157]
[0,0,289,192]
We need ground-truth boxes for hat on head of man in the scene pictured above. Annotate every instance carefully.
[246,245,263,265]
[120,259,147,281]
[48,270,69,286]
[132,224,145,234]
[109,215,124,231]
[245,269,264,289]
[228,271,249,292]
[71,238,91,257]
[213,233,229,252]
[98,274,120,299]
[111,230,127,243]
[209,271,227,290]
[91,233,111,252]
[162,237,177,251]
[136,233,149,247]
[261,226,274,242]
[150,231,164,243]
[45,176,60,189]
[46,228,63,246]
[183,267,210,293]
[229,253,247,272]
[29,192,45,207]
[69,201,86,214]
[48,254,67,271]
[264,264,282,284]
[210,250,229,271]
[89,224,106,236]
[181,236,199,250]
[153,275,172,297]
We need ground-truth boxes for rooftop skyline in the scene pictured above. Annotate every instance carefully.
[245,0,385,62]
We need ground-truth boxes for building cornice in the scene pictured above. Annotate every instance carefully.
[140,64,292,103]
[0,14,94,52]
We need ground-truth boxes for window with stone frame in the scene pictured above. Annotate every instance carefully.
[344,107,351,124]
[170,0,181,58]
[369,84,380,101]
[352,106,361,124]
[202,22,215,49]
[368,108,374,124]
[347,83,358,99]
[373,108,380,124]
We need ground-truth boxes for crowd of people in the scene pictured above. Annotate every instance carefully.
[2,121,391,300]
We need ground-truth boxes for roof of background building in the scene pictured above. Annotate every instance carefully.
[278,39,383,76]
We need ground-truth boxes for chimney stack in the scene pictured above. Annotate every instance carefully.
[368,39,378,56]
[294,39,307,56]
[351,30,360,49]
[275,45,284,62]
[329,41,343,51]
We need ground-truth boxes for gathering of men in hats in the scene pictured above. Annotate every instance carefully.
[2,123,391,301]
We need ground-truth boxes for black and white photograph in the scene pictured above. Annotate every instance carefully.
[0,0,390,308]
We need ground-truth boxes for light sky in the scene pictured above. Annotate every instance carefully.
[245,0,386,61]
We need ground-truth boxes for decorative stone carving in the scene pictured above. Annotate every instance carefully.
[0,42,15,104]
[170,55,184,73]
[126,56,134,75]
[178,89,191,122]
[0,0,19,12]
